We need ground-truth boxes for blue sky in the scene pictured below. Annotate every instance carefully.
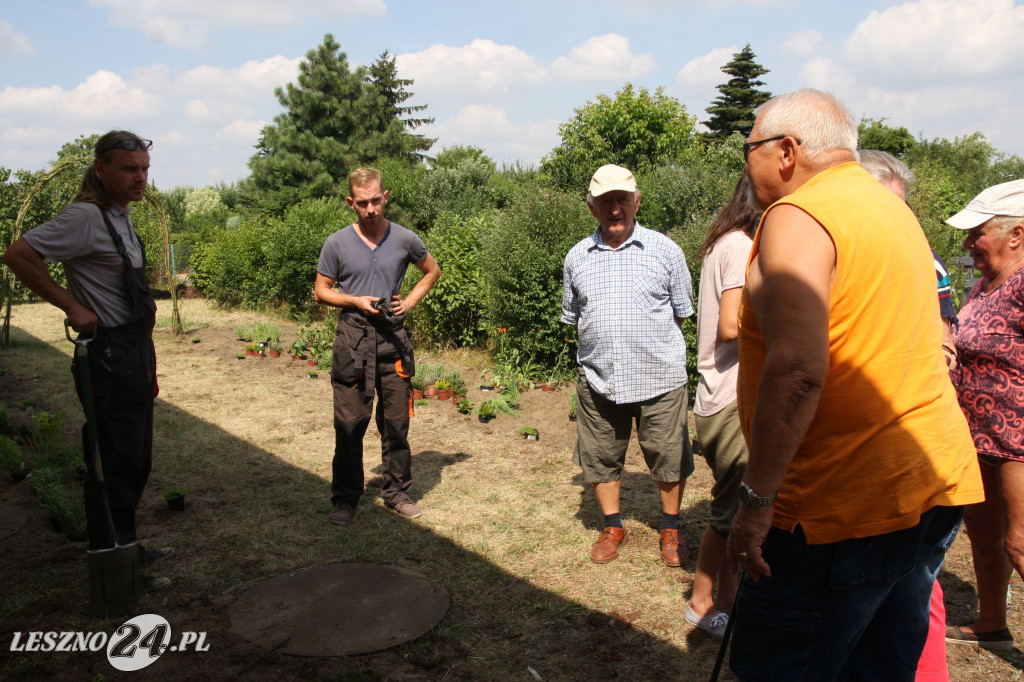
[1,0,1021,189]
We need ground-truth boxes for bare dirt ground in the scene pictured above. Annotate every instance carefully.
[0,299,1022,681]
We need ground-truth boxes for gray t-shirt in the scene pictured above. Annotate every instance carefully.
[22,202,145,327]
[316,221,427,301]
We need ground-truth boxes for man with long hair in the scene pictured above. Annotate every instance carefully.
[3,131,172,592]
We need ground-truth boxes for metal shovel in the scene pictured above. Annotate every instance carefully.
[66,319,140,617]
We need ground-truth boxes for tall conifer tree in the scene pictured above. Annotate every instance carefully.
[703,44,771,139]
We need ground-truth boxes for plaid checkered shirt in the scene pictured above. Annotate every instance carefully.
[562,222,694,404]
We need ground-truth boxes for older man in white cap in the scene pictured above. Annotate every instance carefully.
[561,164,695,566]
[944,178,1024,652]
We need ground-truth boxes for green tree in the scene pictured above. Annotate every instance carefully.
[541,83,697,193]
[366,51,435,163]
[858,118,917,157]
[242,35,432,215]
[703,44,771,139]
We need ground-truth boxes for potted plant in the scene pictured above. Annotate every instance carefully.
[291,339,307,360]
[519,426,540,441]
[268,343,283,358]
[410,376,426,401]
[164,486,186,511]
[236,353,246,360]
[192,336,201,344]
[568,389,578,422]
[449,376,468,401]
[245,343,258,357]
[435,379,453,401]
[307,370,319,379]
[455,397,473,414]
[477,401,496,423]
[23,399,35,412]
[414,398,429,407]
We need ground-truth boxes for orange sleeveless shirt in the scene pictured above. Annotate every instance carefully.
[737,162,983,544]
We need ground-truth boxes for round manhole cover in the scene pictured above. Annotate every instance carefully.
[229,563,449,656]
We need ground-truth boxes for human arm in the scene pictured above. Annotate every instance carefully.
[941,319,957,371]
[717,287,743,342]
[726,204,834,580]
[390,254,440,317]
[2,237,98,332]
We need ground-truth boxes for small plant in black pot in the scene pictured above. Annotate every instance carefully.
[164,487,187,511]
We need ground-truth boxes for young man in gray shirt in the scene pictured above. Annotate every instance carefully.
[314,168,440,524]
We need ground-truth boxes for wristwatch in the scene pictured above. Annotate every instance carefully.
[738,482,777,509]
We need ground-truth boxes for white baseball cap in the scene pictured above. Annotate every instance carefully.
[945,178,1024,230]
[589,164,637,197]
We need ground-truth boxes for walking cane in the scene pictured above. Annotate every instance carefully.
[66,319,140,617]
[709,578,743,682]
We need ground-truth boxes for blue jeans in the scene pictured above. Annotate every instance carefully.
[730,505,963,681]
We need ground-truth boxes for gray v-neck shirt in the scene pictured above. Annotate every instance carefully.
[316,221,427,300]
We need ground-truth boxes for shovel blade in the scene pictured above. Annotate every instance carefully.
[88,542,140,618]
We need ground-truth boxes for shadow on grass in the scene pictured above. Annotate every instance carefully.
[0,326,702,682]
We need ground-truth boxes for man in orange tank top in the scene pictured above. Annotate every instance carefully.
[725,89,983,681]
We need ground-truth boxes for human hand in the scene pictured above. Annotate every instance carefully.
[389,295,411,316]
[66,303,99,334]
[726,505,774,581]
[355,296,381,315]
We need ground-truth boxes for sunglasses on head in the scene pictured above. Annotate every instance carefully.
[102,138,153,153]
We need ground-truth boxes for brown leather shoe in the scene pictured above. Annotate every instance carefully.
[591,526,629,564]
[660,528,688,567]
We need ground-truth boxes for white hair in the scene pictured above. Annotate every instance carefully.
[754,89,858,163]
[858,149,916,190]
[585,189,640,207]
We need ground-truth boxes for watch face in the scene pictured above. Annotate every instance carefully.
[739,484,753,505]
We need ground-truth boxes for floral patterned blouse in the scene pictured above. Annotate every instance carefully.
[953,266,1024,461]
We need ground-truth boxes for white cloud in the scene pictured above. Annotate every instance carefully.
[0,20,35,56]
[218,119,268,143]
[777,30,825,58]
[426,105,559,166]
[675,46,737,87]
[87,0,386,49]
[0,71,163,123]
[549,34,656,83]
[174,57,300,100]
[397,40,549,101]
[845,0,1024,82]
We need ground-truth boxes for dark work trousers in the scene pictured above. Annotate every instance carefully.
[72,326,156,544]
[331,357,412,508]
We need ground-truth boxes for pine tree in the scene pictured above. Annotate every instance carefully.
[243,36,433,214]
[703,44,771,139]
[366,51,435,162]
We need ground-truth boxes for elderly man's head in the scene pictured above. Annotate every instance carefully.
[744,89,859,210]
[586,164,641,247]
[859,149,916,202]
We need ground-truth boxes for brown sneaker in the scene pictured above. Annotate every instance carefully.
[590,526,629,564]
[660,528,688,567]
[389,501,423,519]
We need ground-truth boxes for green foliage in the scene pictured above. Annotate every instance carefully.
[542,83,698,193]
[858,118,917,157]
[476,401,496,418]
[417,159,504,227]
[480,188,594,368]
[405,212,492,348]
[242,36,432,215]
[189,198,352,314]
[433,145,495,170]
[30,466,86,540]
[0,435,22,473]
[519,425,539,437]
[703,44,772,139]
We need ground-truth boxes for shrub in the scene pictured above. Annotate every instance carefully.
[479,188,593,368]
[30,466,86,540]
[405,212,492,348]
[0,435,22,473]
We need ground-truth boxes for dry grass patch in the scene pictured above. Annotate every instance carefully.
[0,299,1023,680]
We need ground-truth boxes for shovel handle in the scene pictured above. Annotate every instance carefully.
[65,318,93,347]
